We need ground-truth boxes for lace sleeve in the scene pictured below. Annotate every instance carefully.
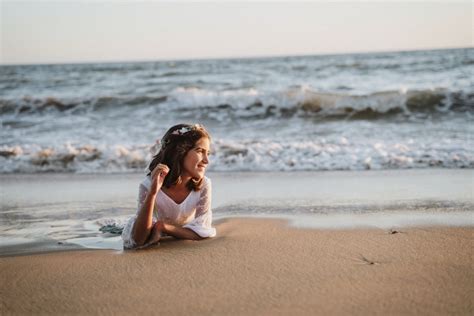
[121,182,158,249]
[183,177,217,238]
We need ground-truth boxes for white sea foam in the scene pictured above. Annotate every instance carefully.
[1,131,472,173]
[1,48,473,173]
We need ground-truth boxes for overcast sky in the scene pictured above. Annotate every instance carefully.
[1,1,472,65]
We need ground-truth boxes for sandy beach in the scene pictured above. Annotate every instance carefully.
[1,218,473,315]
[1,169,473,314]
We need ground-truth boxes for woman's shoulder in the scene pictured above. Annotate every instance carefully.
[194,176,211,194]
[202,176,212,188]
[140,175,152,190]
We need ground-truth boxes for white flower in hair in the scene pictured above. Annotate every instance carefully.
[169,124,202,136]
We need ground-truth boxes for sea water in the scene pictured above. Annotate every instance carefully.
[1,48,473,253]
[0,170,473,254]
[1,48,473,173]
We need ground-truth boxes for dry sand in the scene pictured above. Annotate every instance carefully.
[1,218,473,315]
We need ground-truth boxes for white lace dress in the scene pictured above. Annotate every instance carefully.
[121,176,216,249]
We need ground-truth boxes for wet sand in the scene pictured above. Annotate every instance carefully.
[1,218,473,315]
[1,169,473,254]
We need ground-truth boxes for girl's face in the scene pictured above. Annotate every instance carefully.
[182,137,210,180]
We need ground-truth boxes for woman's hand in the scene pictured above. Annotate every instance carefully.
[147,220,165,245]
[155,220,166,232]
[150,163,170,195]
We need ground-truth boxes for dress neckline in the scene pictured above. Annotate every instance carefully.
[159,189,193,206]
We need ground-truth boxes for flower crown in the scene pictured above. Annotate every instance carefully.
[150,124,203,155]
[171,124,201,136]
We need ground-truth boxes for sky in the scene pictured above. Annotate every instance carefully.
[1,1,472,65]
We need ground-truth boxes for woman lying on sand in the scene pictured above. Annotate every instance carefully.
[121,123,216,249]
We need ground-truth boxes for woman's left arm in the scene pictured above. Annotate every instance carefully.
[161,222,203,240]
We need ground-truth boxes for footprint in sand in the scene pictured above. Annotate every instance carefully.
[346,254,382,265]
[360,255,380,265]
[388,229,405,235]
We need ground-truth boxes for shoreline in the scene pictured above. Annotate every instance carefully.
[2,168,472,207]
[1,218,473,315]
[1,211,474,258]
[1,168,473,256]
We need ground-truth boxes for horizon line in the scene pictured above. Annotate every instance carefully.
[1,45,472,67]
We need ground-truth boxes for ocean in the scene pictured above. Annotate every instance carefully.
[1,48,473,173]
[1,48,473,254]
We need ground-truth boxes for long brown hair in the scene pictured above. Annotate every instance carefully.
[148,123,210,191]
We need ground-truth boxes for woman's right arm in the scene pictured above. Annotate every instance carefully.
[131,164,169,246]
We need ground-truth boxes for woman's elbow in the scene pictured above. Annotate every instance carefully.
[132,224,152,246]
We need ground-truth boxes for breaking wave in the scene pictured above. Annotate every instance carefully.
[1,48,473,173]
[1,136,472,173]
[1,88,472,121]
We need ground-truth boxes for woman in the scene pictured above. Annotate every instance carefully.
[121,123,216,249]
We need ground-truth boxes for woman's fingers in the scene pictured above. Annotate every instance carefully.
[157,163,169,173]
[158,165,170,178]
[151,163,169,180]
[149,164,169,193]
[161,164,170,174]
